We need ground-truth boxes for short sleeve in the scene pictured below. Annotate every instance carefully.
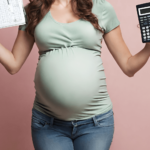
[101,1,120,34]
[18,5,28,31]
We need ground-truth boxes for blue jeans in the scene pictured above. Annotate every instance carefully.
[31,108,115,150]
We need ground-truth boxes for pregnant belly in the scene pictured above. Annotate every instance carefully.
[34,47,107,114]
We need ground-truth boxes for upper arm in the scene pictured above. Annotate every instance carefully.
[12,4,35,74]
[99,1,132,76]
[103,26,132,76]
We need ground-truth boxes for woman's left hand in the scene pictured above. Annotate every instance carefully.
[137,24,150,46]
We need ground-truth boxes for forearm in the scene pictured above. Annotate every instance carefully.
[0,43,16,74]
[127,43,150,76]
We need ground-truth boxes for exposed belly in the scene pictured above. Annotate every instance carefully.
[33,47,109,120]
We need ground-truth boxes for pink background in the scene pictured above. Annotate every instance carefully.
[0,0,150,149]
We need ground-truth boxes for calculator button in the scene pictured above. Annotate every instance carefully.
[142,27,145,29]
[144,37,146,39]
[143,34,146,36]
[143,30,145,32]
[144,16,147,18]
[147,33,150,35]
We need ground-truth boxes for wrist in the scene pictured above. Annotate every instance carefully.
[145,43,150,50]
[144,43,150,57]
[145,43,150,47]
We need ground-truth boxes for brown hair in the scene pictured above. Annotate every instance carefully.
[24,0,104,37]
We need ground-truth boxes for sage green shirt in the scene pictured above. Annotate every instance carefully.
[19,0,120,121]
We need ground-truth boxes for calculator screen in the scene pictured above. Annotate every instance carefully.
[140,7,150,14]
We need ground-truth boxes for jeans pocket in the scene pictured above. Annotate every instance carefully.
[96,113,114,127]
[31,114,47,130]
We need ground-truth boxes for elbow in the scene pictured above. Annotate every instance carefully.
[127,73,134,77]
[9,68,18,75]
[9,70,16,75]
[10,71,16,75]
[125,70,134,77]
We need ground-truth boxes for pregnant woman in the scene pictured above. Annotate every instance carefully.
[1,0,150,149]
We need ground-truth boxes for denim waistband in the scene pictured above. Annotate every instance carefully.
[32,108,114,127]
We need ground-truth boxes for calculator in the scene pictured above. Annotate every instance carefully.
[136,2,150,43]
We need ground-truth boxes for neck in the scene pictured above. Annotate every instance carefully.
[54,0,72,7]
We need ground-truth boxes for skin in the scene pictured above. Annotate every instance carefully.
[0,0,150,76]
[50,0,80,23]
[104,28,150,77]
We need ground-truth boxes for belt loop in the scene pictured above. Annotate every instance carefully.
[92,116,98,126]
[50,117,54,126]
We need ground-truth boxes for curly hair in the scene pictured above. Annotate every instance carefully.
[23,0,104,37]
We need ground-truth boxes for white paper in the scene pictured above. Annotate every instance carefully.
[0,0,26,29]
